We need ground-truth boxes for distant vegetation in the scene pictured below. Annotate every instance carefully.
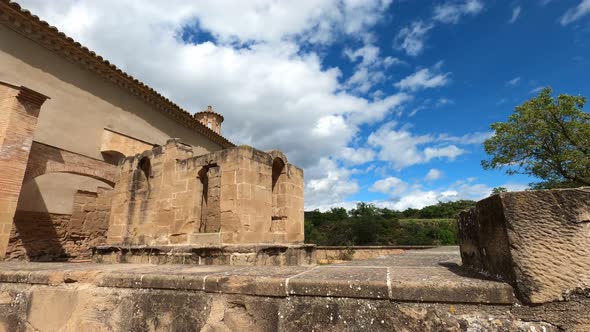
[304,200,475,246]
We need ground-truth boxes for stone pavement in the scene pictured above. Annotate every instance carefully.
[0,246,515,304]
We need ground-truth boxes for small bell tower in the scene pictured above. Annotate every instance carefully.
[194,105,224,135]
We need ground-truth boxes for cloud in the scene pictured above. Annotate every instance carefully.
[530,86,545,94]
[395,68,451,91]
[433,0,484,24]
[15,0,406,210]
[360,179,528,211]
[436,98,454,107]
[425,168,443,181]
[340,147,376,165]
[437,131,494,144]
[509,6,522,23]
[304,158,360,210]
[394,21,434,56]
[561,0,590,26]
[368,122,468,169]
[506,76,521,86]
[344,44,403,93]
[370,177,409,195]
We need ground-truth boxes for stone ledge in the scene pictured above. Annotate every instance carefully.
[0,247,516,304]
[92,243,317,266]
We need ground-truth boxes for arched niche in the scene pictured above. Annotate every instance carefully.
[130,156,151,196]
[271,157,288,221]
[197,165,221,233]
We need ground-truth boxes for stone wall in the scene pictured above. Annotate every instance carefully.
[0,276,586,331]
[106,140,304,246]
[458,187,590,304]
[6,188,112,261]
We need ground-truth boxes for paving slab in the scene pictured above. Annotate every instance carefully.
[287,266,389,299]
[0,246,516,304]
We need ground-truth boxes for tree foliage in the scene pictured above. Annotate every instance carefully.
[491,187,508,195]
[304,201,475,246]
[482,87,590,189]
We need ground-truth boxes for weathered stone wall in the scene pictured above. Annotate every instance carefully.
[458,187,590,304]
[106,140,304,246]
[6,188,112,261]
[0,282,586,331]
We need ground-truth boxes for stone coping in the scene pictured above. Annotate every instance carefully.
[0,247,515,304]
[316,245,437,250]
[94,243,316,253]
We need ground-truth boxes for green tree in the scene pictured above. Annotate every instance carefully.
[482,87,590,189]
[491,187,508,195]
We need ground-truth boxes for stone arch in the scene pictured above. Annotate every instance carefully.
[267,150,288,165]
[24,164,116,187]
[23,142,119,187]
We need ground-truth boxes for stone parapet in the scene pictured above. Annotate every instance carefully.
[2,247,587,331]
[458,187,590,304]
[92,243,316,266]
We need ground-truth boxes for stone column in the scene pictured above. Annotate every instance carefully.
[0,82,48,258]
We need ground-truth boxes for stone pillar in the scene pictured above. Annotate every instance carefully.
[0,82,48,258]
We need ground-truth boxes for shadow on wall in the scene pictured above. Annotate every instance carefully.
[7,172,113,261]
[9,179,66,261]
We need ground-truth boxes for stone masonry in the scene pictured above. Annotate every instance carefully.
[0,82,48,258]
[458,187,590,304]
[6,188,113,261]
[106,139,304,247]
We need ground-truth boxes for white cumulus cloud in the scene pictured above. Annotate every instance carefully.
[395,68,451,91]
[425,168,443,181]
[15,0,405,210]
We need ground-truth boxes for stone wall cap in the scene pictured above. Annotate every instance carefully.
[0,247,516,304]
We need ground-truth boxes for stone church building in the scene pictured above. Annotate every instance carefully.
[0,1,304,262]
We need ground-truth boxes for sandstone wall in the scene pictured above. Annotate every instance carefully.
[6,188,112,261]
[458,188,590,304]
[0,282,586,331]
[106,140,304,246]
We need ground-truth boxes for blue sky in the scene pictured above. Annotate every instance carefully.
[21,0,590,210]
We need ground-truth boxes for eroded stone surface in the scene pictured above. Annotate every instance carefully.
[0,247,587,331]
[458,188,590,304]
[0,282,584,332]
